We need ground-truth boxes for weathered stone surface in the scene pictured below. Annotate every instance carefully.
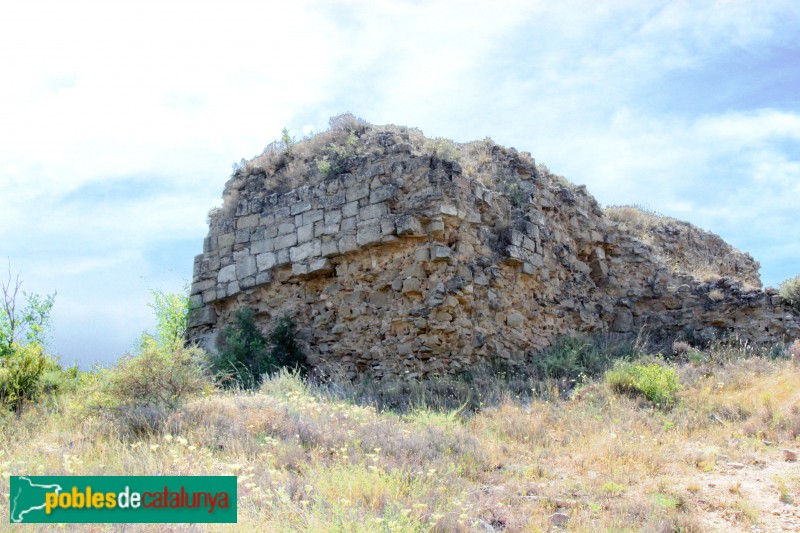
[303,209,324,225]
[189,121,800,380]
[256,252,276,271]
[432,245,452,261]
[290,240,321,263]
[356,222,382,246]
[359,203,388,221]
[346,183,370,202]
[507,312,524,327]
[235,255,257,279]
[217,264,236,283]
[297,224,314,243]
[274,233,297,249]
[321,239,339,257]
[396,215,423,236]
[290,201,311,215]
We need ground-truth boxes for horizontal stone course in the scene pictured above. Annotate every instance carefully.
[189,124,798,380]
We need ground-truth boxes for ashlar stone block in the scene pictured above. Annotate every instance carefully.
[357,221,382,246]
[325,209,342,225]
[297,224,314,243]
[251,238,274,254]
[218,264,237,283]
[235,255,257,279]
[359,202,388,221]
[275,233,297,250]
[346,183,370,202]
[321,239,339,257]
[303,209,324,225]
[342,201,359,218]
[290,240,321,262]
[278,222,295,235]
[339,234,357,253]
[256,252,277,271]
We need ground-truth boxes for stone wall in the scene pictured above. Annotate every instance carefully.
[188,122,799,378]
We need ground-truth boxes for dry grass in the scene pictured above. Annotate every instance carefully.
[708,289,724,302]
[1,347,799,531]
[605,205,763,289]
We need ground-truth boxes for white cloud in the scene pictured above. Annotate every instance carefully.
[1,0,798,363]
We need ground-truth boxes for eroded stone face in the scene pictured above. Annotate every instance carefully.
[188,125,800,378]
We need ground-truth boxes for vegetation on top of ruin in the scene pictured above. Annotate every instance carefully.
[780,275,800,310]
[209,114,578,231]
[605,204,763,289]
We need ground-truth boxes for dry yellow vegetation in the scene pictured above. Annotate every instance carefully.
[1,347,799,532]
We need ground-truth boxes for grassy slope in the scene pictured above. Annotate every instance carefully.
[1,351,799,532]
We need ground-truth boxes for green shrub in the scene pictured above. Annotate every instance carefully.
[269,315,307,376]
[779,275,800,309]
[606,360,681,409]
[95,337,209,435]
[507,183,524,207]
[147,288,191,352]
[532,335,637,382]
[214,310,306,389]
[281,127,295,156]
[1,266,55,358]
[316,137,357,179]
[0,342,48,416]
[38,357,80,396]
[214,308,269,389]
[423,137,460,163]
[316,158,333,177]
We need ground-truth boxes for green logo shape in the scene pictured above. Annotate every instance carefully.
[9,476,237,523]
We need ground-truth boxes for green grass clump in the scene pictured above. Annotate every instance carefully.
[606,360,681,409]
[533,335,639,383]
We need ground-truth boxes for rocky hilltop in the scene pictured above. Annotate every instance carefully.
[188,115,799,378]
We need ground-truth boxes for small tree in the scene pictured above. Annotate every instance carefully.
[147,288,190,352]
[0,263,57,416]
[1,263,55,357]
[281,127,295,156]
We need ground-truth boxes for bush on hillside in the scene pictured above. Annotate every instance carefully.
[779,275,800,309]
[214,308,269,389]
[1,266,55,359]
[95,337,209,435]
[423,137,460,164]
[268,315,307,376]
[606,360,681,409]
[0,342,48,416]
[147,288,191,352]
[328,112,369,134]
[213,309,307,389]
[38,357,81,397]
[532,334,639,383]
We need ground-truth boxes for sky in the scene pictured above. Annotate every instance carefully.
[1,0,798,367]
